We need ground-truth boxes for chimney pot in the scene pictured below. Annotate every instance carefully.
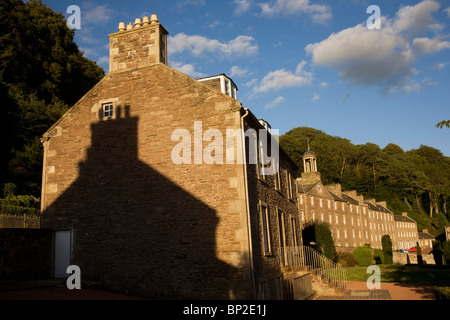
[118,22,126,31]
[150,14,158,23]
[142,16,150,26]
[134,18,142,28]
[126,22,133,30]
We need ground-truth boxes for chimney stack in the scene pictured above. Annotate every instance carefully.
[109,14,168,73]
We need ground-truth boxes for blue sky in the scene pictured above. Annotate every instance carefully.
[42,0,450,156]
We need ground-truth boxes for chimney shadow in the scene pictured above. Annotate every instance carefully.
[42,107,238,299]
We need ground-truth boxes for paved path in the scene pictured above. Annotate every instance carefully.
[316,281,436,300]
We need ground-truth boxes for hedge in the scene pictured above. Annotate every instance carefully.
[434,286,450,300]
[353,246,373,266]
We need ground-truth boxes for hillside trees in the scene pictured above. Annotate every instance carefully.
[0,0,104,196]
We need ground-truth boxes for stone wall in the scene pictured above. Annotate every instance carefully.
[393,252,435,265]
[0,228,52,280]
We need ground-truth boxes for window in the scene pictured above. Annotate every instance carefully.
[274,160,281,191]
[102,103,114,118]
[319,198,322,207]
[311,196,314,205]
[278,209,286,250]
[286,167,293,199]
[257,138,266,180]
[301,209,304,221]
[299,194,303,204]
[290,216,297,247]
[260,202,272,255]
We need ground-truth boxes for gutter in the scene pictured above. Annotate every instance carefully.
[240,107,256,299]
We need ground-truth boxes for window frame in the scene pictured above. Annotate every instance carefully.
[260,201,272,256]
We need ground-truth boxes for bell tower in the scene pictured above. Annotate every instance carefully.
[300,144,321,184]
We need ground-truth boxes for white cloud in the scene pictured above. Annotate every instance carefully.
[305,0,449,93]
[265,96,286,109]
[170,62,206,78]
[253,61,312,93]
[422,77,436,86]
[229,65,250,78]
[259,0,332,24]
[393,0,442,39]
[312,92,320,102]
[82,4,114,25]
[433,61,449,70]
[234,0,252,14]
[168,33,258,58]
[97,56,109,65]
[412,37,450,55]
[244,78,258,87]
[320,81,328,88]
[445,7,450,18]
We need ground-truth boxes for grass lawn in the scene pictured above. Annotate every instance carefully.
[344,264,450,286]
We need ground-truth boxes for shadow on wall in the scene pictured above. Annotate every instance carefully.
[42,105,240,299]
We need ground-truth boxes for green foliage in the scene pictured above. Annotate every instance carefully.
[443,241,450,265]
[373,248,384,264]
[434,286,450,300]
[0,183,39,216]
[353,246,373,266]
[432,241,444,266]
[3,183,17,197]
[337,251,357,267]
[302,221,337,262]
[0,0,104,197]
[381,235,393,265]
[417,242,423,265]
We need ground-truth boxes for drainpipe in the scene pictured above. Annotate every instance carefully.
[240,108,256,299]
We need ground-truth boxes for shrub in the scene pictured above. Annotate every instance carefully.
[373,249,384,264]
[338,251,357,267]
[353,246,373,266]
[381,235,393,265]
[431,241,444,266]
[434,286,450,300]
[302,221,337,262]
[443,241,450,265]
[417,242,423,265]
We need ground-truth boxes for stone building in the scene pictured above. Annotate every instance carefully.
[297,149,418,252]
[418,229,435,250]
[393,213,419,251]
[40,14,303,299]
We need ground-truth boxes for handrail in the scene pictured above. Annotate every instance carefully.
[279,246,347,293]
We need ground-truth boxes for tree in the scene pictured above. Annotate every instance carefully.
[0,0,104,196]
[436,120,450,129]
[381,235,393,265]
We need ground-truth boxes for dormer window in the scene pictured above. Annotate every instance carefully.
[197,74,238,100]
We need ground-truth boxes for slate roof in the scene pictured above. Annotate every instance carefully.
[418,232,435,239]
[393,214,416,223]
[341,193,359,205]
